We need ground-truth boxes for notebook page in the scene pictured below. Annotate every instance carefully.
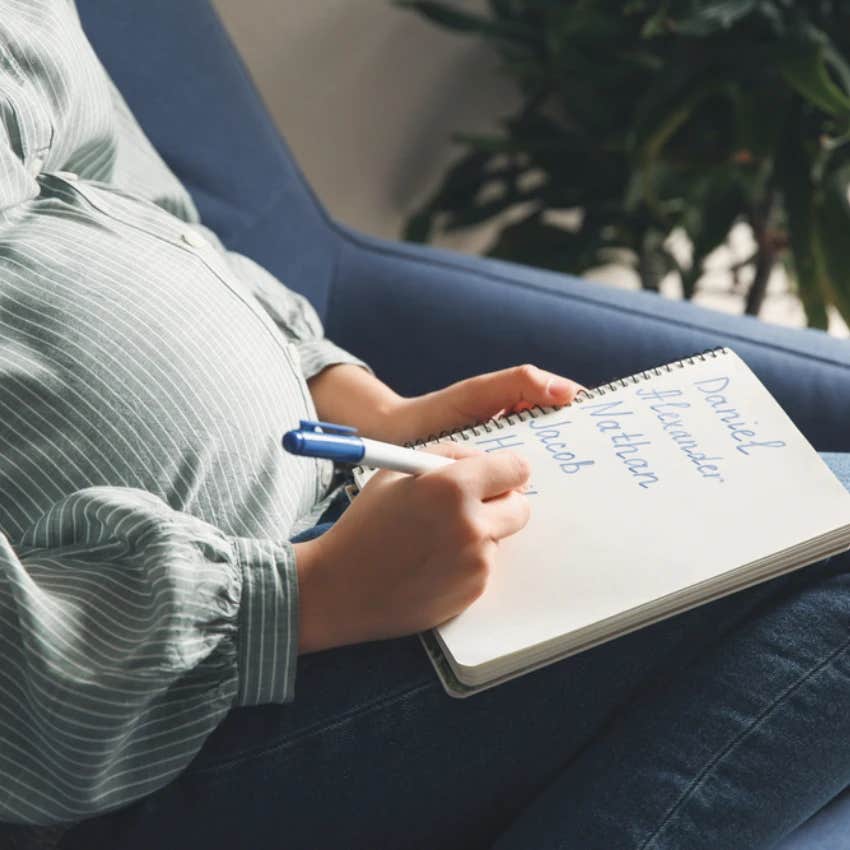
[436,349,850,672]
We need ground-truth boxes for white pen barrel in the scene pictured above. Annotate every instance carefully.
[360,438,454,474]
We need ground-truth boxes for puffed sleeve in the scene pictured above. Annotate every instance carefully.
[0,487,299,825]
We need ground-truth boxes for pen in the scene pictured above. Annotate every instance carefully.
[282,419,453,475]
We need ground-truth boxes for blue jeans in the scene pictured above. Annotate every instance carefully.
[62,454,850,850]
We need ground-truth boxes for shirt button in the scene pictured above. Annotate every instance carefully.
[28,156,44,176]
[180,229,208,249]
[54,170,79,182]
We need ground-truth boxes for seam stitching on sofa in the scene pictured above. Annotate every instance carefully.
[638,631,850,850]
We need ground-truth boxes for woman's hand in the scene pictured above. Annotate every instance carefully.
[386,364,585,445]
[307,363,583,445]
[293,442,531,654]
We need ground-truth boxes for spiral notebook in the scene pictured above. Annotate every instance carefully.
[352,348,850,697]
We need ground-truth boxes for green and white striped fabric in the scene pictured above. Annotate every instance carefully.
[0,0,368,827]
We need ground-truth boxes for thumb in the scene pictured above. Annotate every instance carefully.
[450,364,584,421]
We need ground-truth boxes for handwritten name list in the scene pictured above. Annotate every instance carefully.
[471,370,787,494]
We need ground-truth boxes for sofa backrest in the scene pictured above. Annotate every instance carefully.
[75,0,340,319]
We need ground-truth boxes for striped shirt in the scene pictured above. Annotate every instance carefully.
[0,0,368,829]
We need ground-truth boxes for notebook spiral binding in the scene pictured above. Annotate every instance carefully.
[402,347,730,449]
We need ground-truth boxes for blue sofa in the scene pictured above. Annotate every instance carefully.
[76,2,850,847]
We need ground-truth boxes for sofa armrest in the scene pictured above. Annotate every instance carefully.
[326,227,850,452]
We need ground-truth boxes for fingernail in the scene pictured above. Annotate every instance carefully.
[546,378,572,397]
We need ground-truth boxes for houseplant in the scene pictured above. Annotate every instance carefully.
[400,0,850,328]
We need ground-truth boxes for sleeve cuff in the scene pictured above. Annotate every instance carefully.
[295,338,373,382]
[232,538,300,706]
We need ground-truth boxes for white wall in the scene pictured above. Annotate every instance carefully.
[210,0,513,242]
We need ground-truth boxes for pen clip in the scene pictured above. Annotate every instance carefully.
[298,419,359,436]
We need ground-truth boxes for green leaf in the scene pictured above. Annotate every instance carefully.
[731,84,787,160]
[452,132,525,154]
[778,123,830,329]
[395,1,536,43]
[823,43,850,97]
[812,163,850,326]
[485,213,608,273]
[487,0,516,17]
[402,209,435,243]
[672,0,758,37]
[641,2,671,39]
[444,191,541,231]
[634,82,729,217]
[394,0,491,31]
[780,48,850,118]
[637,228,676,291]
[682,168,743,297]
[421,150,496,213]
[401,150,502,241]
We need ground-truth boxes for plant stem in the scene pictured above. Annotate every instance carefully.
[638,249,661,291]
[744,189,776,316]
[744,234,774,315]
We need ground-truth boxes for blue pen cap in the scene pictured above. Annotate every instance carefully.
[282,427,365,464]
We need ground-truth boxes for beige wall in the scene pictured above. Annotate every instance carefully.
[211,0,513,242]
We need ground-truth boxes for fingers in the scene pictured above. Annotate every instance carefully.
[509,363,582,406]
[442,450,531,500]
[480,488,530,539]
[419,442,484,461]
[452,364,585,421]
[372,441,529,512]
[421,445,530,500]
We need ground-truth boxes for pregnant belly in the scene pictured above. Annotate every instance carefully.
[0,208,321,538]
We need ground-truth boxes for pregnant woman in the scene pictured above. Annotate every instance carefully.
[1,3,848,848]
